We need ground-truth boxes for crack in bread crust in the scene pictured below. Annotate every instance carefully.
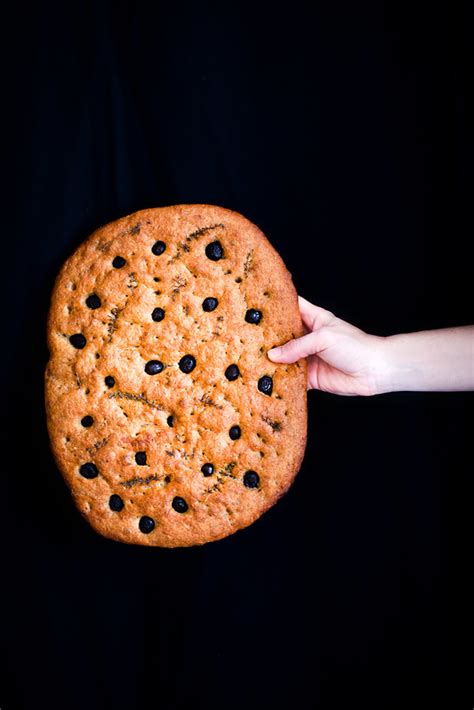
[108,391,164,411]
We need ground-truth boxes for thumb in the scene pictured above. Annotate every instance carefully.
[268,331,325,364]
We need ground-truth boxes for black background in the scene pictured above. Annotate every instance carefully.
[1,2,471,709]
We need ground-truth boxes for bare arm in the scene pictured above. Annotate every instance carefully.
[377,326,474,393]
[267,297,474,396]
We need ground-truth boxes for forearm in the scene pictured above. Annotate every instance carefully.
[377,326,474,394]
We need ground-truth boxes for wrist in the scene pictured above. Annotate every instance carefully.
[374,332,429,394]
[372,334,408,395]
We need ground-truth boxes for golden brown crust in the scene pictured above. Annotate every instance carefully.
[45,205,307,546]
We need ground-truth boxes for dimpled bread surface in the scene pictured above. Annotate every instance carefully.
[45,204,307,547]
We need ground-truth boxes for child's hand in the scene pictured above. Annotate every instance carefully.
[268,296,387,396]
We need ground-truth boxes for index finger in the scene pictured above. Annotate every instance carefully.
[298,296,335,331]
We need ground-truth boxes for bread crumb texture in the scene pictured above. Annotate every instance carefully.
[45,205,307,547]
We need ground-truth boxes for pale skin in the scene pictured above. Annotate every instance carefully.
[267,296,474,396]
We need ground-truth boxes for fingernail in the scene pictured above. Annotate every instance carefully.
[267,347,281,361]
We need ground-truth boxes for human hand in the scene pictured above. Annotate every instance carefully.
[268,296,474,395]
[268,296,387,396]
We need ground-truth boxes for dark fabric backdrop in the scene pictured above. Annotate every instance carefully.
[2,2,471,709]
